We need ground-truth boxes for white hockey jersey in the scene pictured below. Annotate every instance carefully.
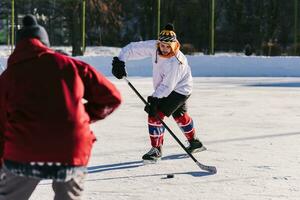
[118,40,193,98]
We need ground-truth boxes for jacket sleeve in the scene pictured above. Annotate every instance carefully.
[75,60,122,122]
[118,40,157,62]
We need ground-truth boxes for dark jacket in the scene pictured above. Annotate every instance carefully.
[0,38,121,166]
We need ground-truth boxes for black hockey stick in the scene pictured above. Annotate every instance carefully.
[124,77,217,174]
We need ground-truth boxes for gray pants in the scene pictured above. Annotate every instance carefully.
[0,168,85,200]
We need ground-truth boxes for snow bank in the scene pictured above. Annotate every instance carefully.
[78,55,300,77]
[1,50,300,77]
[187,55,300,77]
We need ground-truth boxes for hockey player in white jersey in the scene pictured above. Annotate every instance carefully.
[112,24,206,163]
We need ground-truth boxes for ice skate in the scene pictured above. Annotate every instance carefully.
[142,147,162,164]
[186,138,207,154]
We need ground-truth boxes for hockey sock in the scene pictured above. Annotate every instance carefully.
[174,113,195,141]
[148,112,165,147]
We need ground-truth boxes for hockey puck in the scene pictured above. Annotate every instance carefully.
[166,174,174,178]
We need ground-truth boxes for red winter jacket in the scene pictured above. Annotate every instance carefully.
[0,39,121,166]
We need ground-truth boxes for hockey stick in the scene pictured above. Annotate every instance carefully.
[124,77,217,174]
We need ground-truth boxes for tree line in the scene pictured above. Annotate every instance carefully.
[0,0,299,56]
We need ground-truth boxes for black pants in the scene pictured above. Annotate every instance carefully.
[156,91,190,118]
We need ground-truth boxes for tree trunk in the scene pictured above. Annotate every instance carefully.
[71,7,82,56]
[68,1,82,56]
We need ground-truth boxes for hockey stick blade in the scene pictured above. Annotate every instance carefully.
[196,161,217,174]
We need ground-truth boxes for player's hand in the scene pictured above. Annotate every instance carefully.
[112,57,127,79]
[144,96,160,116]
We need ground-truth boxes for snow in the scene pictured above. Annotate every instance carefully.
[1,46,300,77]
[76,55,300,77]
[1,46,300,199]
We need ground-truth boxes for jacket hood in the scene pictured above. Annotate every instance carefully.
[8,38,54,66]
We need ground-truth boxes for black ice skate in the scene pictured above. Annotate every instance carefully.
[187,138,207,154]
[142,147,162,164]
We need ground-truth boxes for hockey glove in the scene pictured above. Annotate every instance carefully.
[112,57,127,79]
[144,96,160,117]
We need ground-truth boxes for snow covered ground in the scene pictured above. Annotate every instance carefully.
[28,77,300,200]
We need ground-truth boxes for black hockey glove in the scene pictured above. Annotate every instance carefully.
[144,96,160,117]
[112,57,127,79]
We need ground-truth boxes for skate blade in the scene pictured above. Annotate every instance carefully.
[143,158,161,165]
[189,146,207,154]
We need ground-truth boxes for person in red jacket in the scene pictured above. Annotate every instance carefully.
[0,14,122,200]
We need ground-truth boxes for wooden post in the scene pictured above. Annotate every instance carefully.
[82,0,86,54]
[209,0,215,55]
[157,0,161,38]
[11,0,15,52]
[295,0,299,55]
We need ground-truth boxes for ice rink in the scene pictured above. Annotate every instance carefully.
[31,77,300,200]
